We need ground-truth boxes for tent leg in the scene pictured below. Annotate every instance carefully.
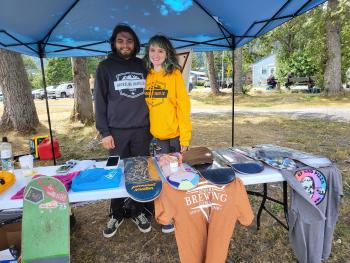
[39,56,57,165]
[231,37,236,147]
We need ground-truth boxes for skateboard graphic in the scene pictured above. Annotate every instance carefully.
[123,156,162,202]
[214,148,264,174]
[22,176,70,263]
[234,146,297,171]
[255,144,332,168]
[294,168,327,205]
[156,153,200,190]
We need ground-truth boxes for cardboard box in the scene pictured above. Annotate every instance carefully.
[0,223,21,252]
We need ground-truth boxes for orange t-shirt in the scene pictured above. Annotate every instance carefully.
[155,178,254,263]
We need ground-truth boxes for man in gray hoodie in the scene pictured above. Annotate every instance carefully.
[94,24,152,238]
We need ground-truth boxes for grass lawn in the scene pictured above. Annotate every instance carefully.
[0,92,349,262]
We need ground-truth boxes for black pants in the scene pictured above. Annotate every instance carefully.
[156,137,181,154]
[109,126,152,220]
[149,137,180,221]
[141,137,181,218]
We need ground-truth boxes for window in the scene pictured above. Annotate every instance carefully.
[262,68,267,75]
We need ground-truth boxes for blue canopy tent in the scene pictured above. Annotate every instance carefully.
[0,0,327,164]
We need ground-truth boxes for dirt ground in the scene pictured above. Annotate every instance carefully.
[1,96,349,262]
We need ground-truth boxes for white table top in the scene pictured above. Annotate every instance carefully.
[0,160,284,210]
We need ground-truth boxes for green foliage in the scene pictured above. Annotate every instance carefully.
[22,55,41,88]
[191,52,204,71]
[30,74,43,89]
[196,81,205,86]
[340,0,350,82]
[272,12,326,84]
[46,58,73,85]
[212,51,234,80]
[22,55,39,75]
[242,34,274,75]
[272,2,349,88]
[87,57,104,75]
[277,51,318,79]
[244,2,349,90]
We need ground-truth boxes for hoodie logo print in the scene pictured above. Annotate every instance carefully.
[145,80,168,107]
[114,72,145,98]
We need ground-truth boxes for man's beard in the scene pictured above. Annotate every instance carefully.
[116,49,134,59]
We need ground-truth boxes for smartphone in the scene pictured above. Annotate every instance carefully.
[106,156,120,167]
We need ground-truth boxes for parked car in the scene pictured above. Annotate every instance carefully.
[47,83,75,99]
[32,89,45,99]
[46,85,58,99]
[204,78,233,88]
[0,91,3,102]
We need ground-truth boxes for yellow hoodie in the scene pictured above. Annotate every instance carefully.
[145,68,192,146]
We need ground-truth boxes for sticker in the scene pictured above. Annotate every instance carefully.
[38,179,67,203]
[294,169,327,205]
[24,187,44,204]
[39,200,58,209]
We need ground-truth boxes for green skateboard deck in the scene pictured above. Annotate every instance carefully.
[22,176,70,263]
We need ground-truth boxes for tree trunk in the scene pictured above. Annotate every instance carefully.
[234,48,243,94]
[0,49,39,133]
[70,57,94,124]
[205,52,220,95]
[324,0,344,96]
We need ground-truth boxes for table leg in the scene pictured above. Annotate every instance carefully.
[256,183,267,230]
[283,181,289,228]
[247,182,289,230]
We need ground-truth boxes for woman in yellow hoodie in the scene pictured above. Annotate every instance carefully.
[144,35,192,154]
[144,35,192,234]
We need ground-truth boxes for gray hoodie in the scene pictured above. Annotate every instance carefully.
[281,165,343,263]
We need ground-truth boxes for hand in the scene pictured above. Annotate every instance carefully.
[101,135,116,150]
[180,145,188,153]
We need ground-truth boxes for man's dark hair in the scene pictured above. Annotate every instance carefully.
[109,24,140,57]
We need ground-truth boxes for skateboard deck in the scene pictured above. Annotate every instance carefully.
[255,144,332,168]
[22,176,70,263]
[200,167,236,185]
[123,157,162,202]
[156,153,200,190]
[214,148,264,174]
[234,146,297,171]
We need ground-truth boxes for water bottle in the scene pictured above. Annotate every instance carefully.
[1,137,13,172]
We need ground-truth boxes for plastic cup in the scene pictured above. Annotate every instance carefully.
[169,156,179,172]
[19,155,34,176]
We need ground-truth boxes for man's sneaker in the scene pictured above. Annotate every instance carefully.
[131,213,151,233]
[103,216,124,238]
[161,224,174,233]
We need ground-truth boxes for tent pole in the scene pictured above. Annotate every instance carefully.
[39,48,56,165]
[231,36,236,147]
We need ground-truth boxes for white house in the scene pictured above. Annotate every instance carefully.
[252,54,276,87]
